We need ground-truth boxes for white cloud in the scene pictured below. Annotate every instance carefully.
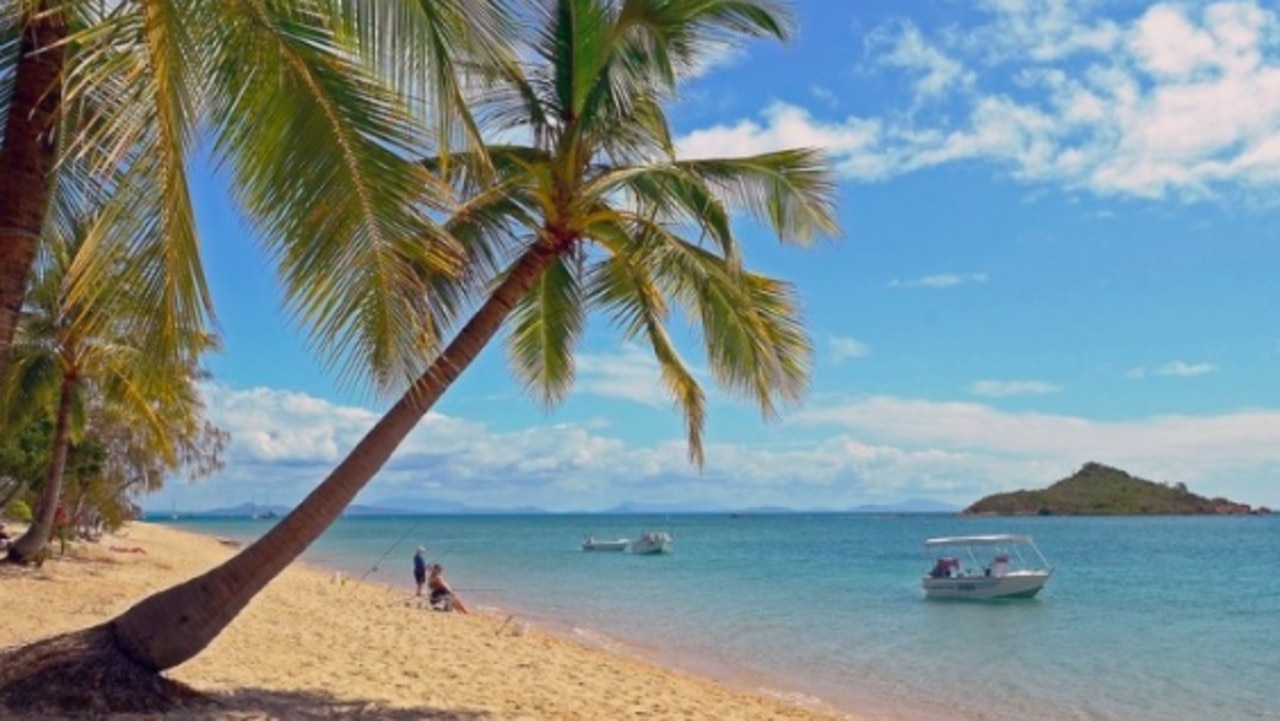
[677,1,1280,202]
[811,86,838,107]
[790,394,1280,504]
[971,0,1123,62]
[161,384,1280,513]
[1156,360,1218,377]
[206,385,380,464]
[827,335,870,363]
[870,21,974,99]
[970,380,1062,397]
[575,345,671,406]
[889,272,989,289]
[676,103,895,180]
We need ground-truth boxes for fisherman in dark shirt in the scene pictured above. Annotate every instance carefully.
[413,546,427,596]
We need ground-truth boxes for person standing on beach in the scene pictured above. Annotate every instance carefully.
[413,546,427,596]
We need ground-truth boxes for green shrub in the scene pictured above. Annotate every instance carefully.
[4,499,33,522]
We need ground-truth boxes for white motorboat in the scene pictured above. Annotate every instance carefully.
[922,534,1053,600]
[582,534,629,551]
[628,531,673,555]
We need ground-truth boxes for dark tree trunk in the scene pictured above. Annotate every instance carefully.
[6,374,75,564]
[0,2,67,381]
[0,242,564,713]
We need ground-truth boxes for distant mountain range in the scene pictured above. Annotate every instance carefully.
[149,496,959,518]
[848,498,959,514]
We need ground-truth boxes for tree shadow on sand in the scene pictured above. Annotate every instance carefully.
[14,687,501,720]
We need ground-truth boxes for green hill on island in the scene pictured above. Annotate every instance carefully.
[964,462,1267,516]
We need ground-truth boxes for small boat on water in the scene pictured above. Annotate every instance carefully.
[582,534,629,552]
[922,534,1053,600]
[628,531,673,555]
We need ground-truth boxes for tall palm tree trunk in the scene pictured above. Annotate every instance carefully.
[111,242,565,676]
[116,240,563,669]
[0,2,67,381]
[6,374,74,564]
[1,242,564,712]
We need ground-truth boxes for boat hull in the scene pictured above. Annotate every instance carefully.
[582,539,629,552]
[922,571,1050,600]
[628,532,673,555]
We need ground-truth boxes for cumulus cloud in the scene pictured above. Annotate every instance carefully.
[575,345,672,406]
[676,1,1280,202]
[677,102,895,180]
[168,384,1280,512]
[968,0,1123,62]
[790,394,1280,503]
[869,20,975,99]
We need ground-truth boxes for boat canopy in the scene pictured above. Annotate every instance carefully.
[925,534,1035,547]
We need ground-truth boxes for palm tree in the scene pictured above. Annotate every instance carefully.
[0,0,837,713]
[0,0,509,391]
[1,204,218,563]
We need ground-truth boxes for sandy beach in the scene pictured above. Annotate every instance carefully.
[0,523,868,720]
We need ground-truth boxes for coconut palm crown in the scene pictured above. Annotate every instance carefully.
[438,0,840,463]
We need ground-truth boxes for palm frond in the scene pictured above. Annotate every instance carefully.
[590,89,672,165]
[582,162,736,260]
[53,0,211,363]
[612,0,792,83]
[507,252,583,406]
[535,0,612,122]
[675,148,840,244]
[335,0,517,160]
[587,245,706,465]
[436,147,545,280]
[203,0,458,393]
[601,218,810,419]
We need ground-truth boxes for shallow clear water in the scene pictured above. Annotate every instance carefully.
[172,513,1280,721]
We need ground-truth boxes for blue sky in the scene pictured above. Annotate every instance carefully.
[151,1,1280,513]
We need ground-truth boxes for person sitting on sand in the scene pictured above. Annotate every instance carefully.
[427,563,469,614]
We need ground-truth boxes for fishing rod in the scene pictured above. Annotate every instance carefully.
[352,517,428,591]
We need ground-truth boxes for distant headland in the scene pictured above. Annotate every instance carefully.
[964,462,1272,516]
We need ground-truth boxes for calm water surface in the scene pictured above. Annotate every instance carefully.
[172,513,1280,721]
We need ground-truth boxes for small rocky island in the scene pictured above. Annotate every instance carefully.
[964,462,1271,516]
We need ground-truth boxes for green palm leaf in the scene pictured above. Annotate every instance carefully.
[203,0,460,391]
[53,0,210,364]
[587,241,706,464]
[508,253,584,405]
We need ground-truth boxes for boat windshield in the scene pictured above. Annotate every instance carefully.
[924,536,1052,577]
[924,534,1033,547]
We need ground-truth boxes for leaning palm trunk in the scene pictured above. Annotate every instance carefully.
[6,375,74,564]
[0,241,562,713]
[0,3,66,381]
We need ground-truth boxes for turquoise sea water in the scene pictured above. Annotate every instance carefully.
[170,513,1279,721]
